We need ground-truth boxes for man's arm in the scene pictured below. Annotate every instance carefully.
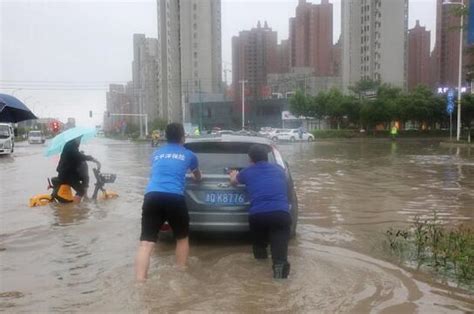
[229,170,240,186]
[191,169,202,181]
[189,153,201,181]
[79,152,101,169]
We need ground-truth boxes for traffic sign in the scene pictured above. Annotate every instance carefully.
[447,89,455,114]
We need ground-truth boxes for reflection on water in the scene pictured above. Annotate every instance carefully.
[0,139,473,312]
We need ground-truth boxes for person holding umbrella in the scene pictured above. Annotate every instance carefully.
[45,127,100,203]
[55,137,100,203]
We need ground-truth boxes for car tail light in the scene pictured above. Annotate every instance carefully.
[160,222,171,232]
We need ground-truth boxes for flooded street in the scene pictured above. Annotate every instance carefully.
[1,138,473,313]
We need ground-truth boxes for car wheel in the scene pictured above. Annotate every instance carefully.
[290,137,295,142]
[272,136,278,142]
[308,136,314,142]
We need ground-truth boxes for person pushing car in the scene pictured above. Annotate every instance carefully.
[229,144,292,279]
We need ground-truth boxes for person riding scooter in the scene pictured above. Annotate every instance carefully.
[54,137,100,203]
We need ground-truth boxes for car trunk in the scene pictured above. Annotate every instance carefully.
[184,141,275,214]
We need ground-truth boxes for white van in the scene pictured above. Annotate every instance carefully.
[0,123,15,154]
[28,130,45,144]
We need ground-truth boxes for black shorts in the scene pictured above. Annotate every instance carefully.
[140,192,189,242]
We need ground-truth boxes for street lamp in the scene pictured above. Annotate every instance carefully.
[443,0,465,141]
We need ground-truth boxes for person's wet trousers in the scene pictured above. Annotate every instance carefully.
[249,211,291,278]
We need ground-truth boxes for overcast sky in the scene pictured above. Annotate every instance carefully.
[0,0,436,127]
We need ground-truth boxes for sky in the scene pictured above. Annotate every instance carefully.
[0,0,436,127]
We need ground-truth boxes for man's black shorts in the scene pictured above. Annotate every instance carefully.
[140,192,189,242]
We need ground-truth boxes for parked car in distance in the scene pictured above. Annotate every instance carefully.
[28,130,46,144]
[235,129,261,137]
[267,129,292,141]
[0,123,15,154]
[276,129,315,142]
[181,135,298,237]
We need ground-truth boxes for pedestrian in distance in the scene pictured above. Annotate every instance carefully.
[229,144,292,279]
[135,123,202,281]
[298,126,304,140]
[391,125,398,141]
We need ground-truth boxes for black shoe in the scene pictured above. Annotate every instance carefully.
[253,245,268,259]
[272,262,290,279]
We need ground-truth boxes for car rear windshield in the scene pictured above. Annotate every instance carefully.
[185,142,275,174]
[29,131,42,136]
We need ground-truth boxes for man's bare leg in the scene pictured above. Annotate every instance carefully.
[176,237,189,267]
[135,241,155,281]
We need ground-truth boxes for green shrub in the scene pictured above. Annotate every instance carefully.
[385,214,473,289]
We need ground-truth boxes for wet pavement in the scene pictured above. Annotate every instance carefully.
[0,138,473,312]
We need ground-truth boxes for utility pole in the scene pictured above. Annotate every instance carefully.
[223,68,231,100]
[457,4,464,141]
[239,80,248,130]
[199,79,203,132]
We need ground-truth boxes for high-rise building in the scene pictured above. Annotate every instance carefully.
[408,20,431,90]
[277,39,290,74]
[232,21,278,102]
[180,0,222,96]
[104,84,133,133]
[132,34,160,126]
[289,0,333,76]
[432,0,473,89]
[157,0,182,123]
[157,0,222,123]
[332,37,342,77]
[341,0,408,91]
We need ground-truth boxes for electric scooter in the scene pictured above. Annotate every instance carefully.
[29,165,118,207]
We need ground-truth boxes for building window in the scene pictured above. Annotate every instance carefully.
[193,3,197,10]
[194,52,197,58]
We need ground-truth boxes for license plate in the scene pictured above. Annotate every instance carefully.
[205,191,246,205]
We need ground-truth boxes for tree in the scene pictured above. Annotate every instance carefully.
[348,79,380,96]
[289,90,310,117]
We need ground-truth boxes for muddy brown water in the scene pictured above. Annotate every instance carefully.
[0,138,473,313]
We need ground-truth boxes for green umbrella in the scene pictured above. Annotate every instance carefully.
[45,127,96,157]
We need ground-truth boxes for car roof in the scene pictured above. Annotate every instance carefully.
[185,134,273,146]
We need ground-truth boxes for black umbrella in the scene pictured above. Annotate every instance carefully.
[0,93,38,123]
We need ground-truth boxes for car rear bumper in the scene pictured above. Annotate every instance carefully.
[188,211,249,232]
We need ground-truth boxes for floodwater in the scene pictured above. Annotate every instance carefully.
[0,138,473,313]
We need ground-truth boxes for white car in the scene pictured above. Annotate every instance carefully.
[276,129,314,142]
[268,129,292,141]
[0,123,15,154]
[28,130,46,144]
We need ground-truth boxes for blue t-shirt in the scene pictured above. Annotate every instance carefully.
[237,162,289,215]
[146,144,198,196]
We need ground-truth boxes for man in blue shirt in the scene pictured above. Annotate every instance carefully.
[229,144,291,279]
[135,123,201,281]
